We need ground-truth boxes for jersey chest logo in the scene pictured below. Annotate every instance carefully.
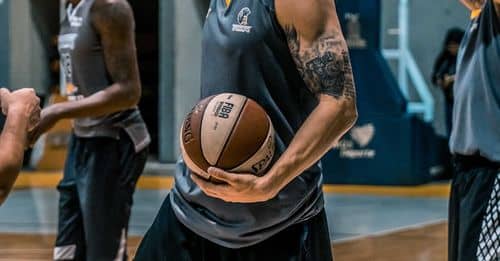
[232,7,252,33]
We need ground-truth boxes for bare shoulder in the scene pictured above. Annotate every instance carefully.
[275,0,339,39]
[91,0,134,33]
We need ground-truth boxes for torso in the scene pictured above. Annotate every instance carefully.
[59,0,150,152]
[171,0,324,248]
[450,0,500,162]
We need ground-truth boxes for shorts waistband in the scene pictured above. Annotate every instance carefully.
[453,154,500,170]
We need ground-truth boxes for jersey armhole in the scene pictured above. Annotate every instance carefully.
[261,0,288,43]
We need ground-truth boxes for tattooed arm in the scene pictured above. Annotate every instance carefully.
[192,0,357,203]
[29,0,141,143]
[260,0,357,193]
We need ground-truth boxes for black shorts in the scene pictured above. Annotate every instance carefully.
[449,155,500,261]
[134,195,334,261]
[54,132,148,261]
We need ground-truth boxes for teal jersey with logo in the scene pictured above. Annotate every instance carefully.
[170,0,325,248]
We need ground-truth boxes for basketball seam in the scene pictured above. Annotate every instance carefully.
[215,98,249,167]
[199,96,214,169]
[219,105,271,169]
[230,121,274,174]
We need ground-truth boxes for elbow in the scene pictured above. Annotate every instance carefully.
[0,189,7,207]
[0,181,13,206]
[119,82,141,108]
[339,99,358,130]
[0,163,22,206]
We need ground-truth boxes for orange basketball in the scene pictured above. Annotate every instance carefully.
[180,93,275,178]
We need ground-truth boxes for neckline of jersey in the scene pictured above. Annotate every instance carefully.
[67,0,86,20]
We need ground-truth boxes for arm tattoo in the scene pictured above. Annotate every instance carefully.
[285,27,356,100]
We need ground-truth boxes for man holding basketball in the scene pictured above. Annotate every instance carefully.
[448,0,500,260]
[28,0,150,260]
[0,88,40,206]
[136,0,357,260]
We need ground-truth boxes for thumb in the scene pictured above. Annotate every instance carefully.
[208,167,234,184]
[0,88,9,101]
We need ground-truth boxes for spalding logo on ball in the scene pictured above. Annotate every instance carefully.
[180,93,275,179]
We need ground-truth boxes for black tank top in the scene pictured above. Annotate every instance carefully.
[171,0,324,248]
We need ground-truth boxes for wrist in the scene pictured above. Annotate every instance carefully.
[259,164,293,197]
[46,103,64,120]
[7,105,29,118]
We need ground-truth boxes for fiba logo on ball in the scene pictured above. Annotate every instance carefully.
[181,93,275,177]
[213,101,235,119]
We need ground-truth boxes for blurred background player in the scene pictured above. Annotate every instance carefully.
[449,0,500,260]
[431,27,465,180]
[0,88,40,206]
[431,28,464,137]
[28,0,150,260]
[135,0,357,260]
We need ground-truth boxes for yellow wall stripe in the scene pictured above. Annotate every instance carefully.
[14,172,450,197]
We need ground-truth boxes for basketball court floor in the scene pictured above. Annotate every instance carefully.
[0,171,450,260]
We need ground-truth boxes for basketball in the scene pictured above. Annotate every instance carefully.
[180,93,275,178]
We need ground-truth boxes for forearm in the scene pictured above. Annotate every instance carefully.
[0,110,29,204]
[55,83,139,119]
[265,97,357,191]
[460,0,485,10]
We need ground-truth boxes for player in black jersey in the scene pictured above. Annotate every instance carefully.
[29,0,150,260]
[135,0,357,260]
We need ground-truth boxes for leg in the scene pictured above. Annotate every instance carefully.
[229,210,333,261]
[134,194,203,261]
[54,137,86,261]
[448,169,462,261]
[77,133,148,261]
[450,160,499,261]
[475,172,500,260]
[136,197,332,261]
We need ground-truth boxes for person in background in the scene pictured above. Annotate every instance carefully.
[431,28,465,137]
[28,0,150,259]
[0,88,40,205]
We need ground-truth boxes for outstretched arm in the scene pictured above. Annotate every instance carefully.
[460,0,485,10]
[460,0,500,23]
[30,0,142,143]
[192,0,357,203]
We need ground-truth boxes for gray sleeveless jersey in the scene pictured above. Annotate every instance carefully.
[170,0,324,248]
[450,0,500,162]
[58,0,150,152]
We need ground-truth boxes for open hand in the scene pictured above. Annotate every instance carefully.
[190,167,279,203]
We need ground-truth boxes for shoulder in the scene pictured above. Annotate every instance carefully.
[91,0,134,32]
[275,0,340,41]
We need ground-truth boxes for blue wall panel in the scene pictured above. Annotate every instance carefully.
[0,0,9,87]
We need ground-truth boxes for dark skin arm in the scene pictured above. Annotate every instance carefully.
[0,88,40,205]
[192,0,358,203]
[29,0,141,143]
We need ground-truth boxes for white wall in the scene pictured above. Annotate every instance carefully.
[381,0,469,135]
[9,0,50,95]
[173,0,203,156]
